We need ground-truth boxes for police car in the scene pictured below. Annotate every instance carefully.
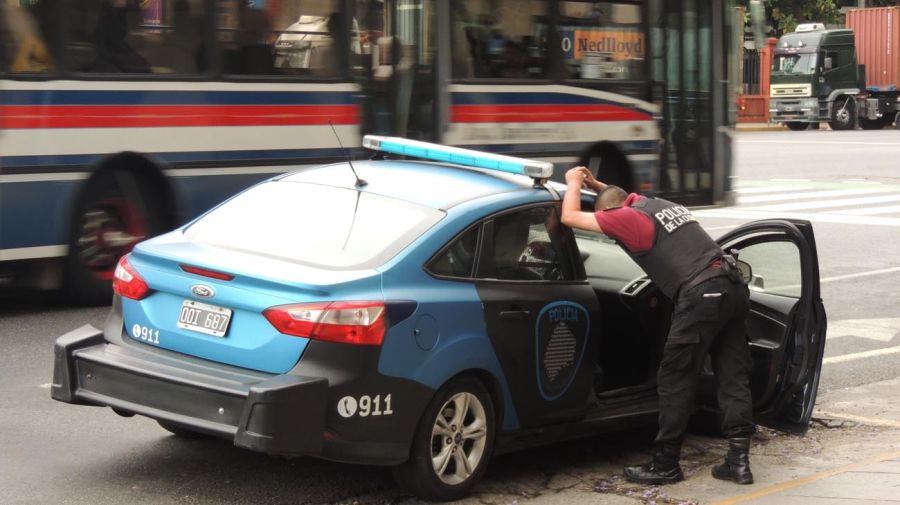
[52,137,826,501]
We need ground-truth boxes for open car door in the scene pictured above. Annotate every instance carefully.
[699,219,827,434]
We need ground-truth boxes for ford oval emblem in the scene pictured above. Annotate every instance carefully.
[191,284,215,298]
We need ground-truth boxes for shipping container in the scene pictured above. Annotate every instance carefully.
[847,6,900,90]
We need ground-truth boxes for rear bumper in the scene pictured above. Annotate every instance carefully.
[51,325,327,457]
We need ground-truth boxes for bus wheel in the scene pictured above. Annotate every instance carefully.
[583,144,635,193]
[785,122,810,131]
[64,170,165,305]
[829,96,856,131]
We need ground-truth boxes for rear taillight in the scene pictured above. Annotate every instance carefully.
[112,254,151,300]
[263,301,386,345]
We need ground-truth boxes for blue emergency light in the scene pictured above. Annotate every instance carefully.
[362,135,554,180]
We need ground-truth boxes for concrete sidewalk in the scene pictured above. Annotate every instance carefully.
[710,451,900,504]
[708,377,900,505]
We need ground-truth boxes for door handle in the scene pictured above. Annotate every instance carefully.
[500,310,530,320]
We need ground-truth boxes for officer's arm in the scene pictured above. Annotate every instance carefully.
[560,168,603,233]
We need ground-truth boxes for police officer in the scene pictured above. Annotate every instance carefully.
[560,167,755,486]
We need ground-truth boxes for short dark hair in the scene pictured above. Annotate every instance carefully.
[595,185,628,211]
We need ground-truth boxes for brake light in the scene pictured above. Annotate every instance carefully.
[180,264,235,281]
[112,254,151,300]
[263,301,386,345]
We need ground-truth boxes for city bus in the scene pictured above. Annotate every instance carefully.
[0,0,736,303]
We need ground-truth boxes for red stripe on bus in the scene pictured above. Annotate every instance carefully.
[1,105,358,128]
[450,104,652,123]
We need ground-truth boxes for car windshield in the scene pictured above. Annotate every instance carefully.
[772,53,817,75]
[184,181,444,269]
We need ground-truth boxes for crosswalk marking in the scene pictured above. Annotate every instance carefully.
[694,180,900,227]
[734,185,812,194]
[830,204,900,216]
[696,208,900,227]
[743,193,900,212]
[738,188,885,204]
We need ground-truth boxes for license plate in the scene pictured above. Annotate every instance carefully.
[177,300,232,337]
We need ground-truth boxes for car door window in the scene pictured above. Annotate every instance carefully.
[428,226,480,278]
[486,206,574,281]
[737,241,801,298]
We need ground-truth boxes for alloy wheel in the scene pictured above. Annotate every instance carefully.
[430,392,488,485]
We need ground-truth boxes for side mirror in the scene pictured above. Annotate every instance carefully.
[824,57,833,71]
[736,259,753,284]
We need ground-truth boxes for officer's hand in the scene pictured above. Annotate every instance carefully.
[576,167,599,188]
[565,167,586,187]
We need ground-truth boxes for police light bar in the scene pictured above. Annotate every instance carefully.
[362,135,554,180]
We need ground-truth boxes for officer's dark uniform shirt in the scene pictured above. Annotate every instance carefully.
[594,193,723,300]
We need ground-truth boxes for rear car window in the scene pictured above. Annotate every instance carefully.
[184,181,444,269]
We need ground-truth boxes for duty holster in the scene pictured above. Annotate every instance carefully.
[721,254,744,284]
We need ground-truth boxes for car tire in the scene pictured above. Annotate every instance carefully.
[63,170,166,305]
[785,121,809,131]
[157,420,210,439]
[828,96,856,131]
[392,376,496,502]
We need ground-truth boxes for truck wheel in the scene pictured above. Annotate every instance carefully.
[63,170,166,305]
[829,96,857,130]
[786,122,810,131]
[859,118,885,130]
[392,377,495,501]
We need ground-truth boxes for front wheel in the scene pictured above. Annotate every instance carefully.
[392,377,495,502]
[829,97,857,130]
[785,121,810,131]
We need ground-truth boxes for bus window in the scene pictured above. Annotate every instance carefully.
[0,0,55,74]
[450,0,549,79]
[219,0,343,77]
[68,0,205,75]
[558,1,645,81]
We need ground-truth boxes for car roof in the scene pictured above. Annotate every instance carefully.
[278,159,548,210]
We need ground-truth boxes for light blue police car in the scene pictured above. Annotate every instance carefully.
[52,136,826,501]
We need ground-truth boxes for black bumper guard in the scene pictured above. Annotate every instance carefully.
[51,325,327,457]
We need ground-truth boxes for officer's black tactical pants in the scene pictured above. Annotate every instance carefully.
[656,275,755,444]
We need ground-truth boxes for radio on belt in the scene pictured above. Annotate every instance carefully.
[362,135,554,181]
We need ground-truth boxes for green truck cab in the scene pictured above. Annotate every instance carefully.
[768,24,900,131]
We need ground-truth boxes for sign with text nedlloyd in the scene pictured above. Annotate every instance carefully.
[559,28,645,62]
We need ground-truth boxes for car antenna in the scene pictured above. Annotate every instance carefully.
[329,120,367,187]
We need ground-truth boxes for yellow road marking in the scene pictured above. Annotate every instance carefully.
[709,450,900,505]
[815,410,900,429]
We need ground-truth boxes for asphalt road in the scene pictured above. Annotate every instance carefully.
[3,128,900,504]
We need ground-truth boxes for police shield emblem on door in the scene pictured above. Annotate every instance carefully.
[535,301,590,400]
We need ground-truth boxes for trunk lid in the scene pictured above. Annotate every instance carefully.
[122,231,383,374]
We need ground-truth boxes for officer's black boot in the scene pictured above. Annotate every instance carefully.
[623,440,684,485]
[712,437,754,484]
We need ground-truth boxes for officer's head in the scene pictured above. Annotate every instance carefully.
[595,185,628,211]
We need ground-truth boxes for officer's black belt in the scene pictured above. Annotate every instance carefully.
[677,261,731,299]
